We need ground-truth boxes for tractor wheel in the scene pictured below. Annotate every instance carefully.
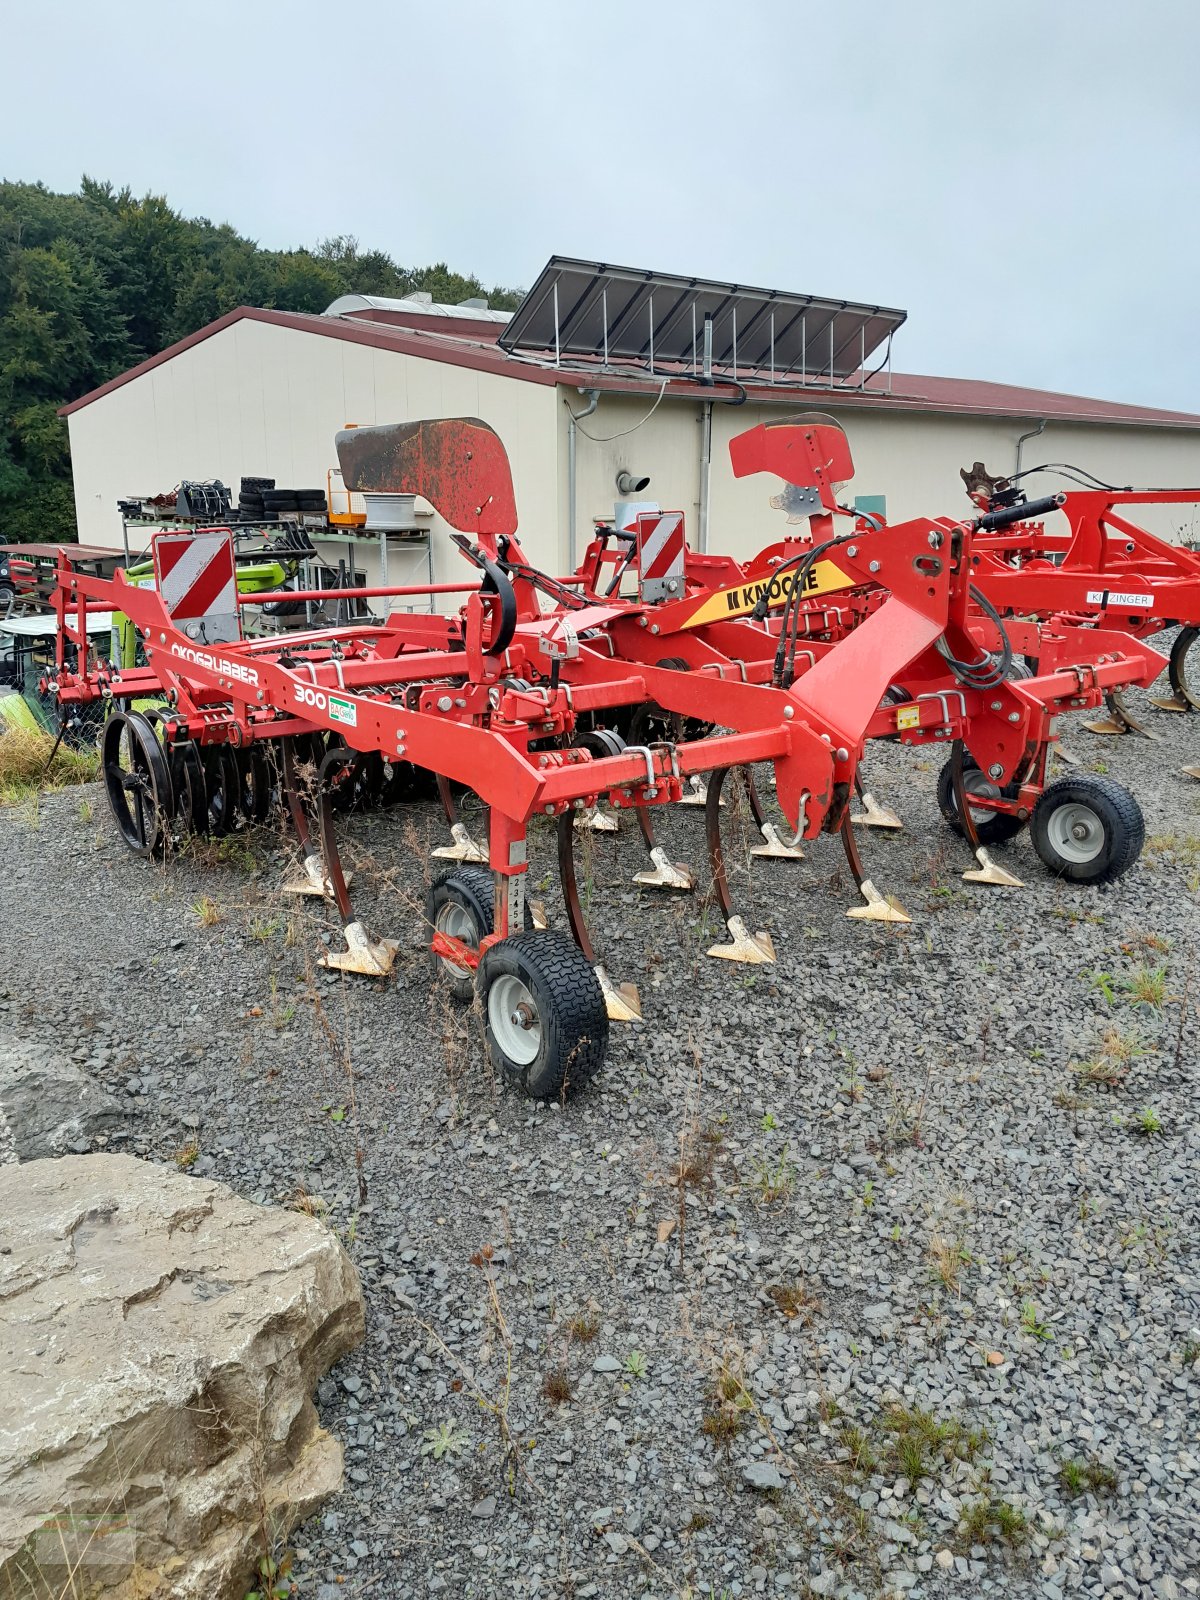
[1029,775,1144,883]
[477,930,607,1100]
[428,866,532,1001]
[936,754,1026,846]
[102,710,173,858]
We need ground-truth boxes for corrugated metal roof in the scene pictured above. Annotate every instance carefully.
[59,306,1200,431]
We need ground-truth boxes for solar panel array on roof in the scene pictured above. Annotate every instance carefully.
[499,256,907,385]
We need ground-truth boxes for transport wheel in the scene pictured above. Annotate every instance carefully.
[936,754,1026,845]
[1029,775,1144,883]
[102,710,173,858]
[477,931,608,1100]
[428,866,533,1001]
[1168,626,1200,710]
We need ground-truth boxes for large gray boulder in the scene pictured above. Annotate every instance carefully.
[0,1154,365,1599]
[0,1035,124,1161]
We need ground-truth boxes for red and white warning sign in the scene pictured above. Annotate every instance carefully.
[636,510,686,602]
[152,529,241,643]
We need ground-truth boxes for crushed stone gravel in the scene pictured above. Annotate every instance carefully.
[0,672,1198,1600]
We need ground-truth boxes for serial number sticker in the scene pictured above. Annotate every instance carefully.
[328,694,358,728]
[1085,589,1154,610]
[896,705,921,731]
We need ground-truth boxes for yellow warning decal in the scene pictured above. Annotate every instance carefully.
[678,558,857,630]
[896,705,921,731]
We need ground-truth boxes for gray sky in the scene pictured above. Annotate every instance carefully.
[5,0,1199,411]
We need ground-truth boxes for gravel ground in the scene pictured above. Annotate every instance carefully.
[1,674,1198,1600]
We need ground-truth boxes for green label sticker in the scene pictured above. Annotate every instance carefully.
[328,694,357,728]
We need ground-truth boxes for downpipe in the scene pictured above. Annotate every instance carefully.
[567,388,600,570]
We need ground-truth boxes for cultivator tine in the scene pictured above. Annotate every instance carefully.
[963,847,1025,888]
[556,814,642,1022]
[632,807,694,890]
[840,815,912,923]
[1182,764,1200,780]
[576,805,618,833]
[595,965,644,1021]
[707,915,777,963]
[432,821,489,862]
[850,790,904,830]
[432,774,488,861]
[678,773,720,807]
[530,900,548,929]
[1083,689,1160,740]
[635,846,695,890]
[1052,745,1082,767]
[749,821,805,860]
[322,920,402,977]
[316,747,399,978]
[704,768,776,961]
[738,767,805,860]
[282,850,343,899]
[946,741,1024,889]
[1148,692,1192,713]
[280,738,345,900]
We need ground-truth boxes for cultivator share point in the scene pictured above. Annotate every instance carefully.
[47,416,1163,1098]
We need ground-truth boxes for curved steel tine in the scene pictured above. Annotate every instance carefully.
[281,736,344,899]
[841,811,912,923]
[432,772,488,860]
[948,739,1024,888]
[316,745,398,976]
[632,802,694,891]
[556,813,642,1020]
[705,767,775,961]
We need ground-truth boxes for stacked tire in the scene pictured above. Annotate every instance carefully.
[238,476,274,522]
[262,487,328,521]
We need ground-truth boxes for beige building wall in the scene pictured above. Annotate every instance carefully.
[66,321,562,597]
[67,323,1200,612]
[562,390,1200,564]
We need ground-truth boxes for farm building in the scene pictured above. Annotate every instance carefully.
[60,257,1200,596]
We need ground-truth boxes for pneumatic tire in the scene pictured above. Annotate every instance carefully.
[428,866,533,1002]
[936,753,1026,846]
[1030,775,1144,883]
[477,930,607,1100]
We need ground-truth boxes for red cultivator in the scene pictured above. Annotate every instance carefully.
[959,466,1200,759]
[46,415,1160,1098]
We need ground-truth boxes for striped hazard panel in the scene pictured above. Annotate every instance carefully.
[153,530,241,643]
[636,510,686,601]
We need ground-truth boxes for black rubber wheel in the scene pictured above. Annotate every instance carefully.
[1029,775,1144,883]
[477,930,608,1100]
[101,710,173,858]
[936,753,1026,846]
[429,866,535,1000]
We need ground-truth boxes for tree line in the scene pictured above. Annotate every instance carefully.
[0,177,523,542]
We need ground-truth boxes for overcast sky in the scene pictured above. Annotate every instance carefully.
[4,0,1199,411]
